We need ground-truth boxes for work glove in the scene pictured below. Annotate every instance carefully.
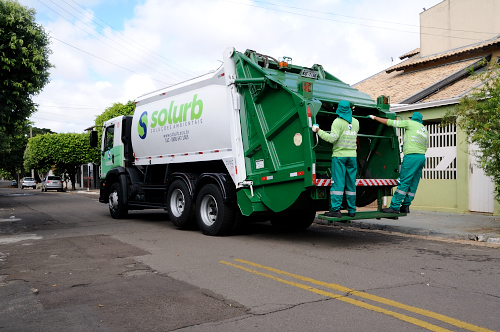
[312,124,319,133]
[368,115,376,120]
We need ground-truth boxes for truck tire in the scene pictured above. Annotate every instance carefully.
[196,184,235,236]
[270,209,316,231]
[167,180,195,228]
[109,182,128,219]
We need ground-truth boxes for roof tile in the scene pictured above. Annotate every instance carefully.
[353,58,479,104]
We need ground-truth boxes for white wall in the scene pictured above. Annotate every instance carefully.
[420,0,500,57]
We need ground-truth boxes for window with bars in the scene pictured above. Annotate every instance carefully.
[396,123,457,180]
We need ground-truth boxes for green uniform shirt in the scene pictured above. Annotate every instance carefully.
[318,118,359,157]
[387,119,429,155]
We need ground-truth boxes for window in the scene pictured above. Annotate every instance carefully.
[104,125,115,151]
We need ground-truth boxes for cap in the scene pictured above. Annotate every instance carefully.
[409,111,423,123]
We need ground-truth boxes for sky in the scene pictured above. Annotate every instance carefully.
[18,0,442,133]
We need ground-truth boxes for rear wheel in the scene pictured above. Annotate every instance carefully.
[196,184,235,236]
[109,182,128,219]
[167,180,195,228]
[270,209,316,231]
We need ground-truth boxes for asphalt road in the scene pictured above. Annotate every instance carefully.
[0,187,499,331]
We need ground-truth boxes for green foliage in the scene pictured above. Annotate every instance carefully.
[0,123,53,179]
[0,168,12,179]
[442,60,500,202]
[0,0,52,170]
[94,101,135,129]
[24,132,100,189]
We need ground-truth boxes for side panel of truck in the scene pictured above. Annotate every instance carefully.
[132,84,233,166]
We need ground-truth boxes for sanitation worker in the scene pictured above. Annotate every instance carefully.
[368,112,429,214]
[312,100,359,218]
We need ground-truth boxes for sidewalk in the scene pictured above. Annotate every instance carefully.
[315,209,500,245]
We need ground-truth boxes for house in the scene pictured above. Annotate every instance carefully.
[354,0,500,214]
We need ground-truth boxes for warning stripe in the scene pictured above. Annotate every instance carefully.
[315,179,398,187]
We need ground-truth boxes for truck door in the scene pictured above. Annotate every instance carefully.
[101,118,124,178]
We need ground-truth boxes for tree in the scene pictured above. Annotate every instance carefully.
[0,124,53,180]
[24,133,99,190]
[442,60,500,202]
[94,101,135,129]
[0,0,52,171]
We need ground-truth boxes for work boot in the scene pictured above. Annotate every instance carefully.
[381,208,400,214]
[324,210,342,218]
[347,212,355,217]
[400,205,410,213]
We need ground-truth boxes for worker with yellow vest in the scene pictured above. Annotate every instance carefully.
[312,100,359,218]
[369,112,429,213]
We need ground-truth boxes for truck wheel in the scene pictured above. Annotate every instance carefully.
[109,182,128,219]
[167,180,195,228]
[270,209,316,231]
[196,184,235,236]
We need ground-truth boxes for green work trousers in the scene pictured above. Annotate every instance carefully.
[390,153,426,210]
[330,157,357,213]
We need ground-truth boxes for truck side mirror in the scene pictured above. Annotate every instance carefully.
[90,130,98,148]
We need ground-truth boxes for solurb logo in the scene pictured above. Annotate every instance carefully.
[138,111,148,139]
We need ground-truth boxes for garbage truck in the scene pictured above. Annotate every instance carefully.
[90,47,403,236]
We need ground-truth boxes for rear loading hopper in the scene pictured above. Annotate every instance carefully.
[230,49,402,220]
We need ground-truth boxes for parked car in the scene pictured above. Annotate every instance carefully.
[41,176,63,192]
[21,177,37,189]
[11,180,17,187]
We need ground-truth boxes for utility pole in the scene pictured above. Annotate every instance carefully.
[30,126,34,179]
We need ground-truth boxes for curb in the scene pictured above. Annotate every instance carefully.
[314,218,500,244]
[69,190,99,195]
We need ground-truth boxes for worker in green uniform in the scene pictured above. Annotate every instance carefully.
[368,112,429,213]
[312,100,359,218]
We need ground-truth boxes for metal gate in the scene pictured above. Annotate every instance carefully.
[396,123,457,179]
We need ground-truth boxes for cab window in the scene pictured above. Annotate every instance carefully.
[104,125,115,151]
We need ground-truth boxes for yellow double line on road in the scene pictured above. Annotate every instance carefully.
[220,259,494,332]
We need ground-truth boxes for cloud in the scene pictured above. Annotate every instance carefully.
[25,0,440,133]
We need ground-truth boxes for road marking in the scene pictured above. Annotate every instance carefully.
[0,234,43,244]
[220,259,494,332]
[0,218,21,222]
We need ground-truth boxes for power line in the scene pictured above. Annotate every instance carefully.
[38,0,183,83]
[223,0,498,41]
[245,0,499,35]
[36,105,103,110]
[34,100,108,108]
[50,36,171,85]
[67,0,198,77]
[59,0,193,79]
[30,116,88,125]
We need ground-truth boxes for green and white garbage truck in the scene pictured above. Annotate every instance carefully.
[90,47,403,236]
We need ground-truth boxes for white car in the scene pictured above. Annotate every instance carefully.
[21,177,37,189]
[42,176,64,192]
